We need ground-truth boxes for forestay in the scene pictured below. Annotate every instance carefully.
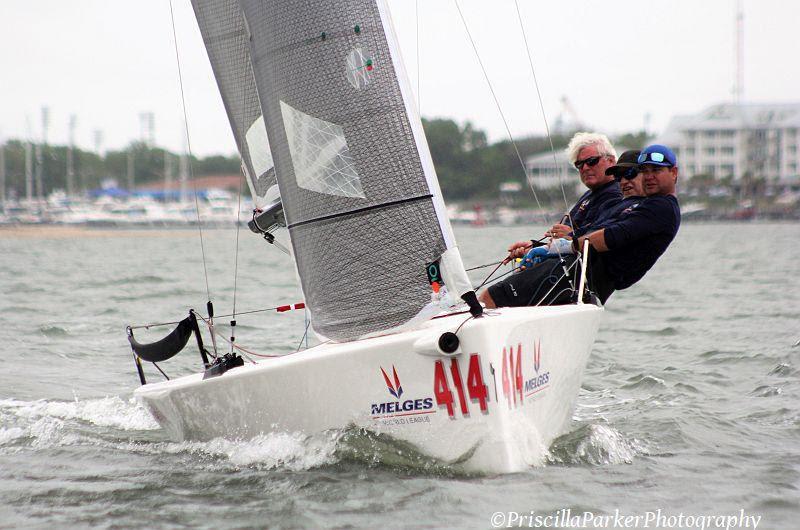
[196,0,475,341]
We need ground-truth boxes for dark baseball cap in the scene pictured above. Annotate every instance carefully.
[605,149,641,176]
[638,144,677,167]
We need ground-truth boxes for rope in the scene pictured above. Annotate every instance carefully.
[529,257,580,306]
[296,318,312,352]
[511,0,579,268]
[474,260,506,291]
[512,0,573,224]
[128,303,306,331]
[452,0,548,227]
[194,313,286,359]
[466,260,502,272]
[230,171,244,353]
[167,0,211,302]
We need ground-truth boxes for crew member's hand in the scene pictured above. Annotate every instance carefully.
[545,224,572,239]
[503,240,532,264]
[519,247,548,270]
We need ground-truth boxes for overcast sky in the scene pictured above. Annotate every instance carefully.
[1,0,798,157]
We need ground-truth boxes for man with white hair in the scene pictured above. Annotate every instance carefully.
[504,131,622,263]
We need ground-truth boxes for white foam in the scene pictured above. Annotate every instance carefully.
[157,431,340,471]
[0,396,159,431]
[0,427,26,445]
[574,424,639,465]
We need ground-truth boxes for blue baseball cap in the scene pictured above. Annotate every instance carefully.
[638,144,677,167]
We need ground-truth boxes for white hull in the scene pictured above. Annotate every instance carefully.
[135,305,602,474]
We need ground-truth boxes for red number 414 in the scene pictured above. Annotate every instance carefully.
[433,354,489,418]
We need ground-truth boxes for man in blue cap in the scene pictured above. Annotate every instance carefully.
[574,144,681,302]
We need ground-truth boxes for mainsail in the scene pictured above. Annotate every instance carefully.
[196,0,476,340]
[190,0,276,208]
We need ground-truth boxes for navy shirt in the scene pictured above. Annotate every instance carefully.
[574,195,643,238]
[566,180,622,235]
[600,194,681,290]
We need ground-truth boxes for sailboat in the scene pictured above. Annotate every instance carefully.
[129,0,603,473]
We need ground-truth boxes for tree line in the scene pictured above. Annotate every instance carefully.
[0,120,649,203]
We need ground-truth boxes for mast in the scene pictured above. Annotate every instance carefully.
[0,137,5,206]
[35,106,49,208]
[67,115,77,197]
[25,139,33,204]
[734,0,744,103]
[164,151,174,200]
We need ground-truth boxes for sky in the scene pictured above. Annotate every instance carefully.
[1,0,798,157]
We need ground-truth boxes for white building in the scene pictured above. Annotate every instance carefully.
[658,103,800,184]
[524,150,577,192]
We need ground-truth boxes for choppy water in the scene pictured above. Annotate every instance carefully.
[1,223,798,529]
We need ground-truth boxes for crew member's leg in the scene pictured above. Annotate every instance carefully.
[480,256,579,308]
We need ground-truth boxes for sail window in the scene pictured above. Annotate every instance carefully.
[346,47,374,90]
[245,115,275,198]
[280,100,366,199]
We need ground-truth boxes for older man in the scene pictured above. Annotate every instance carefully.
[504,132,622,262]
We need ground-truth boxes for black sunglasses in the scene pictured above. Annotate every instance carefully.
[615,167,639,181]
[574,156,601,170]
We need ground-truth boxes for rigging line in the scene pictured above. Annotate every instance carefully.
[167,0,211,302]
[474,267,515,291]
[452,0,546,221]
[230,174,245,353]
[296,318,311,352]
[194,313,283,358]
[128,303,306,330]
[474,259,506,291]
[531,257,580,306]
[512,0,573,225]
[466,260,503,272]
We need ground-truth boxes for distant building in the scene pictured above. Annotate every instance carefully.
[658,102,800,184]
[524,150,579,193]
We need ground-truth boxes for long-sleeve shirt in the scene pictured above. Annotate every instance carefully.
[601,194,681,290]
[566,180,622,235]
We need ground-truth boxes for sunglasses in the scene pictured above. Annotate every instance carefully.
[637,151,672,165]
[574,156,602,170]
[615,167,639,181]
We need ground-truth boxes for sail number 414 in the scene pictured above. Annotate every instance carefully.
[433,354,489,418]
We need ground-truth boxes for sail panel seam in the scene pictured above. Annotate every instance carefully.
[286,193,433,229]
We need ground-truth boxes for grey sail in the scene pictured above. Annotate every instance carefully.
[190,0,276,208]
[232,0,474,341]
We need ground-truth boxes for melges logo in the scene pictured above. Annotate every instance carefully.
[380,366,403,398]
[524,340,550,395]
[371,365,434,417]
